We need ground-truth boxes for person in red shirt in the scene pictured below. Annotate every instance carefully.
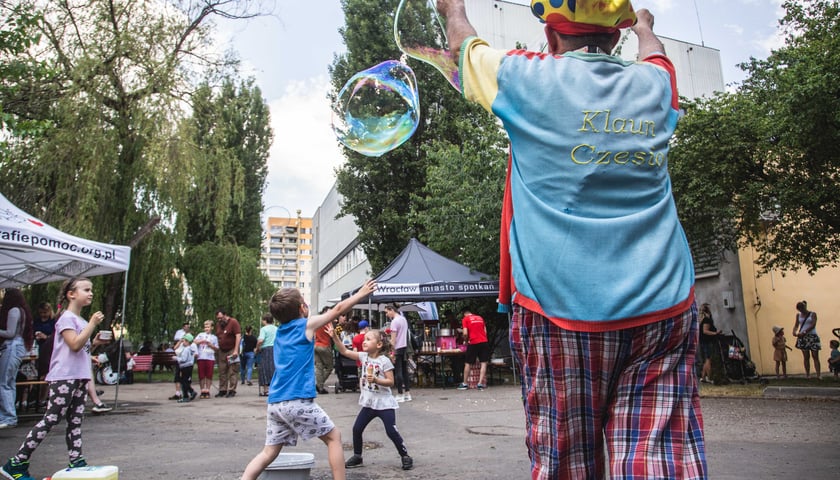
[352,320,370,368]
[314,307,334,394]
[457,308,490,390]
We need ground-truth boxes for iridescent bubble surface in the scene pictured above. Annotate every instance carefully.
[395,0,461,92]
[332,60,420,157]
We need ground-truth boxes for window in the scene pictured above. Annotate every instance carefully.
[270,248,282,254]
[322,245,367,288]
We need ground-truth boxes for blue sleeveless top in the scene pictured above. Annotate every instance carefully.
[268,317,316,403]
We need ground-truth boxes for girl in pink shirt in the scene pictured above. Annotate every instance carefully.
[2,277,108,479]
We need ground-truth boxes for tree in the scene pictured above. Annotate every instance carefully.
[179,77,274,329]
[331,0,506,274]
[0,0,270,339]
[670,0,840,274]
[184,78,272,250]
[0,3,54,139]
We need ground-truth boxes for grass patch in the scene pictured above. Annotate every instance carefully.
[698,375,840,398]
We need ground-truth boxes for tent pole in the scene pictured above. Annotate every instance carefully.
[112,269,130,410]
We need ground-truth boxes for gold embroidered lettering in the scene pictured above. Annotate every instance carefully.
[579,111,602,133]
[571,144,595,164]
[613,151,629,164]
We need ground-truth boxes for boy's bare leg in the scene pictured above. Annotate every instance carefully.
[320,427,346,480]
[241,444,282,480]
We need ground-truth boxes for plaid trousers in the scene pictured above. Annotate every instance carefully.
[511,303,707,480]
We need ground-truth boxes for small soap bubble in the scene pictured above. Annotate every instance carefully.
[332,60,420,157]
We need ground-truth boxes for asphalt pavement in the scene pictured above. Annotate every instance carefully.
[1,378,839,479]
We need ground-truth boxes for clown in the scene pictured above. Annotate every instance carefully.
[436,0,707,478]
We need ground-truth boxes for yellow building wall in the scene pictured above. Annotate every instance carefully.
[739,245,840,376]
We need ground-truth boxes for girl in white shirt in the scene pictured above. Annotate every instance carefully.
[331,326,413,471]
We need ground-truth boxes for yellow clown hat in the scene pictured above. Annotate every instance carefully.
[531,0,637,35]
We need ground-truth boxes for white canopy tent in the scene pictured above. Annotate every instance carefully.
[0,193,131,287]
[0,192,131,405]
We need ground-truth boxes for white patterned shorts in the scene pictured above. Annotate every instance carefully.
[265,398,335,446]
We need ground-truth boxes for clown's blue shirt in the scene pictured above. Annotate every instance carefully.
[460,38,694,330]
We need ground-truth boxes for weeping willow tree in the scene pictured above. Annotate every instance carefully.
[179,78,275,329]
[180,243,275,329]
[0,0,272,342]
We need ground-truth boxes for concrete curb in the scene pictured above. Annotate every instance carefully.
[762,386,840,400]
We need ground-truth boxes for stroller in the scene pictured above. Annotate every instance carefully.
[333,350,359,393]
[714,330,760,384]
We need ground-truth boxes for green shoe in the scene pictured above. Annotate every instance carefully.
[1,458,34,480]
[68,458,87,469]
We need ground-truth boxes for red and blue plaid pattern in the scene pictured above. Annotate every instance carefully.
[511,303,707,479]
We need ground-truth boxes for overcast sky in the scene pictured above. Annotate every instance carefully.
[215,0,785,218]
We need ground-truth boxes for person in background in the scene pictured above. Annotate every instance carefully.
[771,325,792,380]
[385,305,411,403]
[314,307,334,395]
[793,300,821,379]
[436,0,706,477]
[194,320,219,399]
[2,277,106,478]
[352,320,370,369]
[0,288,34,429]
[699,303,722,384]
[828,339,840,379]
[240,325,258,386]
[456,308,490,391]
[32,303,57,407]
[239,280,376,480]
[215,309,242,397]
[169,321,190,400]
[33,302,56,352]
[175,333,197,403]
[255,314,277,397]
[339,314,356,349]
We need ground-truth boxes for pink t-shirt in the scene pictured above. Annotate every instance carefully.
[45,311,92,381]
[390,314,408,350]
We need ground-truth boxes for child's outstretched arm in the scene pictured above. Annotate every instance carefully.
[328,324,360,361]
[306,279,376,336]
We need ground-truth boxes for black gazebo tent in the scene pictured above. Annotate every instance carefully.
[344,237,498,303]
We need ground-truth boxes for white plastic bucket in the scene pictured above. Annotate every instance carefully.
[261,453,315,480]
[51,465,119,480]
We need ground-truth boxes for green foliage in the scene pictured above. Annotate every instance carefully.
[419,118,507,276]
[184,79,272,250]
[0,0,273,343]
[671,0,840,274]
[332,0,507,276]
[180,242,276,328]
[0,4,54,138]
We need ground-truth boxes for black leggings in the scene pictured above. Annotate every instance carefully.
[352,407,408,457]
[393,348,410,394]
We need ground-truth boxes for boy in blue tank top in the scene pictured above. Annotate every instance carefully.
[241,280,377,480]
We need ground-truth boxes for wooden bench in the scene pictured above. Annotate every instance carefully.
[131,355,154,381]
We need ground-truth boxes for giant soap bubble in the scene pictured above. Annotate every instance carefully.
[332,60,420,157]
[395,0,460,92]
